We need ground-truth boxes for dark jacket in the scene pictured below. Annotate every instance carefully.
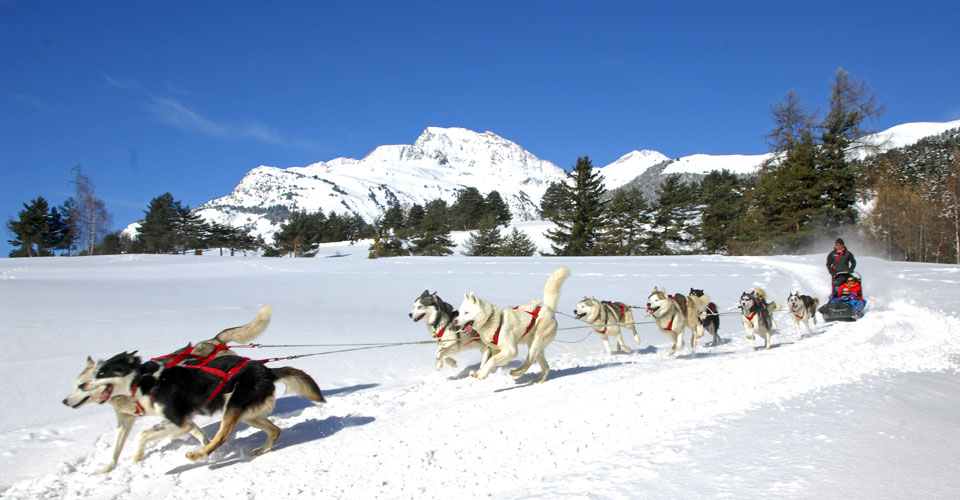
[826,248,856,276]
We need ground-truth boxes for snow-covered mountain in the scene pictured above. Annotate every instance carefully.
[191,120,960,243]
[195,127,568,240]
[591,149,672,188]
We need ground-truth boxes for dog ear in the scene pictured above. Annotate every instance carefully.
[469,292,479,304]
[85,356,95,368]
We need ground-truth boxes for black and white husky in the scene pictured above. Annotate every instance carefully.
[689,288,721,347]
[62,305,272,473]
[786,291,819,340]
[409,290,491,370]
[453,267,570,383]
[90,351,325,463]
[573,297,641,354]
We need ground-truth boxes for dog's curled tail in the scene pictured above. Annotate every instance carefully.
[272,366,326,403]
[215,305,272,345]
[543,267,571,311]
[768,301,782,312]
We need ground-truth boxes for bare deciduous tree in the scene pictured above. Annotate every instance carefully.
[69,165,113,255]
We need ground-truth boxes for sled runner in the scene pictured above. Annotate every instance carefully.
[818,272,867,322]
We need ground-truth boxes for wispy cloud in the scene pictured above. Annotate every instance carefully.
[101,73,142,90]
[144,95,315,148]
[1,89,55,113]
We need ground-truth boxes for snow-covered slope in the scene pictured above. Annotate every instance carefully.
[2,253,960,499]
[593,149,671,187]
[853,118,960,157]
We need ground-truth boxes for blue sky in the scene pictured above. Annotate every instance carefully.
[2,0,959,256]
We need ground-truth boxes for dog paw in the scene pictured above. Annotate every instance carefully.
[445,358,457,368]
[250,447,271,456]
[95,463,117,474]
[132,452,144,462]
[185,451,206,462]
[470,371,479,378]
[746,334,754,340]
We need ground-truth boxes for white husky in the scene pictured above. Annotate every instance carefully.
[62,305,271,472]
[574,297,641,354]
[454,267,570,383]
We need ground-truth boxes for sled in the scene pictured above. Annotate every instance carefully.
[818,272,866,322]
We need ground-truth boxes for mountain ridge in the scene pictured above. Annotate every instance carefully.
[186,120,960,242]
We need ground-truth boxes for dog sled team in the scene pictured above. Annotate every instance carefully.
[411,266,847,374]
[65,254,862,473]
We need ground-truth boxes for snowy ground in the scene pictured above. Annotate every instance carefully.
[1,243,960,499]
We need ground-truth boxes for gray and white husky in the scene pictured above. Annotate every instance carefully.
[454,267,570,383]
[409,290,491,370]
[62,305,272,473]
[738,290,780,349]
[574,297,641,354]
[786,291,819,340]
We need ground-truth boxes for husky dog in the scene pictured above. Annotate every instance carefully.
[62,305,272,473]
[409,290,490,370]
[738,291,780,349]
[574,298,641,354]
[63,357,209,473]
[646,287,698,355]
[90,351,325,463]
[689,288,721,347]
[453,267,570,383]
[752,288,780,329]
[786,291,819,340]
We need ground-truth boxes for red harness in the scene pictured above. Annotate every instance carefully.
[599,302,626,334]
[492,305,541,345]
[149,344,250,404]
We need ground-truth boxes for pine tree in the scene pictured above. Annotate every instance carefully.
[272,211,325,257]
[462,215,503,256]
[484,190,512,225]
[452,187,485,230]
[545,156,607,256]
[499,227,538,256]
[382,205,405,233]
[699,169,747,254]
[368,216,409,258]
[410,199,455,256]
[137,193,180,254]
[818,67,885,230]
[599,186,651,255]
[652,175,697,254]
[539,182,564,220]
[6,196,65,257]
[405,204,426,233]
[173,204,208,254]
